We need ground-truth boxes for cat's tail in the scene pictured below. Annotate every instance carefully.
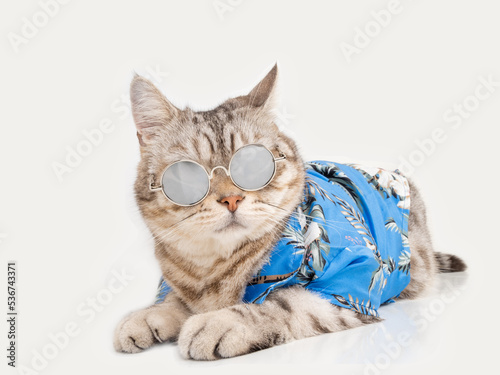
[434,252,467,273]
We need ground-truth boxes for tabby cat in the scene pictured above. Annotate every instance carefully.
[114,65,466,360]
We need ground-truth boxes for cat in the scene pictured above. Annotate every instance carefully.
[114,64,466,360]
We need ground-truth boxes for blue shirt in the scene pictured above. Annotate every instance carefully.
[155,161,411,317]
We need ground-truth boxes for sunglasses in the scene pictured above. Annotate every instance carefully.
[149,144,287,206]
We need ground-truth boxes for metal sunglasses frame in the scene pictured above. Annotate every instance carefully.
[149,143,287,207]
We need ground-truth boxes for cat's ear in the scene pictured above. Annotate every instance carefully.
[244,64,278,109]
[130,74,179,146]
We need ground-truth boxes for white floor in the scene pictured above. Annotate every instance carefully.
[93,273,484,374]
[105,272,479,375]
[101,271,488,375]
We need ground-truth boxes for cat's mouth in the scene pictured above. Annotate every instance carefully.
[215,217,245,232]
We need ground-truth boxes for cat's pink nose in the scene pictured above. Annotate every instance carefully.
[219,195,244,212]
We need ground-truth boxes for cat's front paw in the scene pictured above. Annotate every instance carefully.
[114,306,178,353]
[178,310,254,360]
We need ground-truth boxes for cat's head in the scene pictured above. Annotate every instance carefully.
[131,65,305,258]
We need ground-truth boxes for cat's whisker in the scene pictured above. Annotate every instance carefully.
[150,212,199,244]
[288,211,347,226]
[153,225,194,246]
[256,201,346,232]
[261,202,346,226]
[152,227,183,245]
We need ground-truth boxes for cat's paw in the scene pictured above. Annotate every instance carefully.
[114,306,178,353]
[178,310,252,360]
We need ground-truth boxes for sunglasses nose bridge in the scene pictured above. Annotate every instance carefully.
[209,166,244,201]
[209,165,230,179]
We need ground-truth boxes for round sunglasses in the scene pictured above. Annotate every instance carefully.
[149,144,287,206]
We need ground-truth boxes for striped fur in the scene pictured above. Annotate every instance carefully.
[435,252,467,273]
[399,179,466,299]
[178,287,379,360]
[114,65,466,359]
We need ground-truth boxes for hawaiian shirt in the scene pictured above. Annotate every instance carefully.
[155,161,411,317]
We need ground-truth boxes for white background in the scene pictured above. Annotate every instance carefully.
[1,1,499,374]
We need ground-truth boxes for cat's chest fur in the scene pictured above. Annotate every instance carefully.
[176,235,244,268]
[155,232,278,313]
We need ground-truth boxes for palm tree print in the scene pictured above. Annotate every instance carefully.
[398,251,411,274]
[385,217,411,275]
[333,194,380,259]
[282,179,333,285]
[307,162,411,294]
[307,162,364,210]
[332,293,379,317]
[300,171,403,294]
[348,164,410,210]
